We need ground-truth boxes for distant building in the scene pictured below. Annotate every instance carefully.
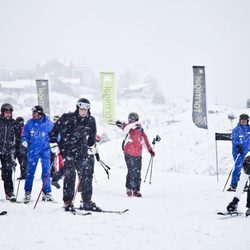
[0,80,36,93]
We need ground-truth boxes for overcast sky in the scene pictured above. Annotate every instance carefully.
[0,0,250,108]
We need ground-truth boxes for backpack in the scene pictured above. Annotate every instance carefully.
[122,127,144,151]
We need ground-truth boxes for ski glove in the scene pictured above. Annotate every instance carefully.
[149,149,155,157]
[236,144,243,154]
[50,143,60,155]
[115,120,123,128]
[95,153,100,162]
[88,144,98,155]
[95,134,101,143]
[22,141,28,148]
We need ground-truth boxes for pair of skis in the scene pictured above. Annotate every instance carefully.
[217,211,246,218]
[67,208,129,216]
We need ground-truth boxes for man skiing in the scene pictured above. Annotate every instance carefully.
[226,151,250,216]
[22,105,54,203]
[116,112,155,197]
[0,103,21,201]
[228,114,250,191]
[49,98,101,212]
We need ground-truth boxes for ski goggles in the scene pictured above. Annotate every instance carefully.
[77,102,91,110]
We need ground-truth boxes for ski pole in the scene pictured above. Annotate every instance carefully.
[98,160,111,179]
[149,157,154,184]
[34,162,53,209]
[143,156,153,183]
[15,177,22,201]
[93,173,97,183]
[143,135,160,183]
[222,153,240,192]
[11,154,17,191]
[72,178,80,204]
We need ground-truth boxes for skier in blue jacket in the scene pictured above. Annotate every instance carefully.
[22,106,54,203]
[228,114,250,191]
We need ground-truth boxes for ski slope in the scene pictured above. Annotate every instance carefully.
[1,91,250,250]
[0,160,249,250]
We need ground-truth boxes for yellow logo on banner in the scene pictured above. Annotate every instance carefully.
[100,72,115,123]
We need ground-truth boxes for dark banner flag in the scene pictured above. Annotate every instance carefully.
[215,133,232,141]
[192,66,208,129]
[36,79,50,116]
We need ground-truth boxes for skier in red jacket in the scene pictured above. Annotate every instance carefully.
[116,112,155,197]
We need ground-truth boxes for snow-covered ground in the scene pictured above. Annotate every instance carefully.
[0,90,250,250]
[0,162,249,250]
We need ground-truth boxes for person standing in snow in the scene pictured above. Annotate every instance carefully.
[228,114,250,191]
[116,112,155,197]
[226,151,250,216]
[15,116,27,180]
[22,106,54,203]
[0,103,21,202]
[49,98,101,212]
[50,114,63,189]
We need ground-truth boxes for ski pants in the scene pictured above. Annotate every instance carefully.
[0,154,15,194]
[25,149,51,193]
[231,153,246,187]
[16,151,27,178]
[125,154,142,191]
[62,151,94,203]
[233,169,250,208]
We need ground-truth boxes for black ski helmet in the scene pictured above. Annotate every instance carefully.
[76,98,90,109]
[239,114,249,122]
[32,105,44,116]
[128,112,139,122]
[76,98,91,115]
[1,103,13,115]
[16,116,24,125]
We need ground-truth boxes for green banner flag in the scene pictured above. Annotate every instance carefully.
[100,72,115,123]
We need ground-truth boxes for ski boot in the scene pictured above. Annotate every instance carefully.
[79,201,102,212]
[126,189,132,197]
[227,197,239,213]
[227,186,236,192]
[6,192,16,202]
[133,191,142,197]
[24,192,31,203]
[64,201,75,212]
[42,192,54,202]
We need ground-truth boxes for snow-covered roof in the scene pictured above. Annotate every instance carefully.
[57,77,81,86]
[0,80,35,89]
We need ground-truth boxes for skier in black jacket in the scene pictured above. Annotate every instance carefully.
[0,103,21,201]
[49,98,101,211]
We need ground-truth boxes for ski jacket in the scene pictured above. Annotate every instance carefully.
[0,116,21,155]
[232,123,250,158]
[22,115,54,153]
[122,122,153,157]
[49,111,96,156]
